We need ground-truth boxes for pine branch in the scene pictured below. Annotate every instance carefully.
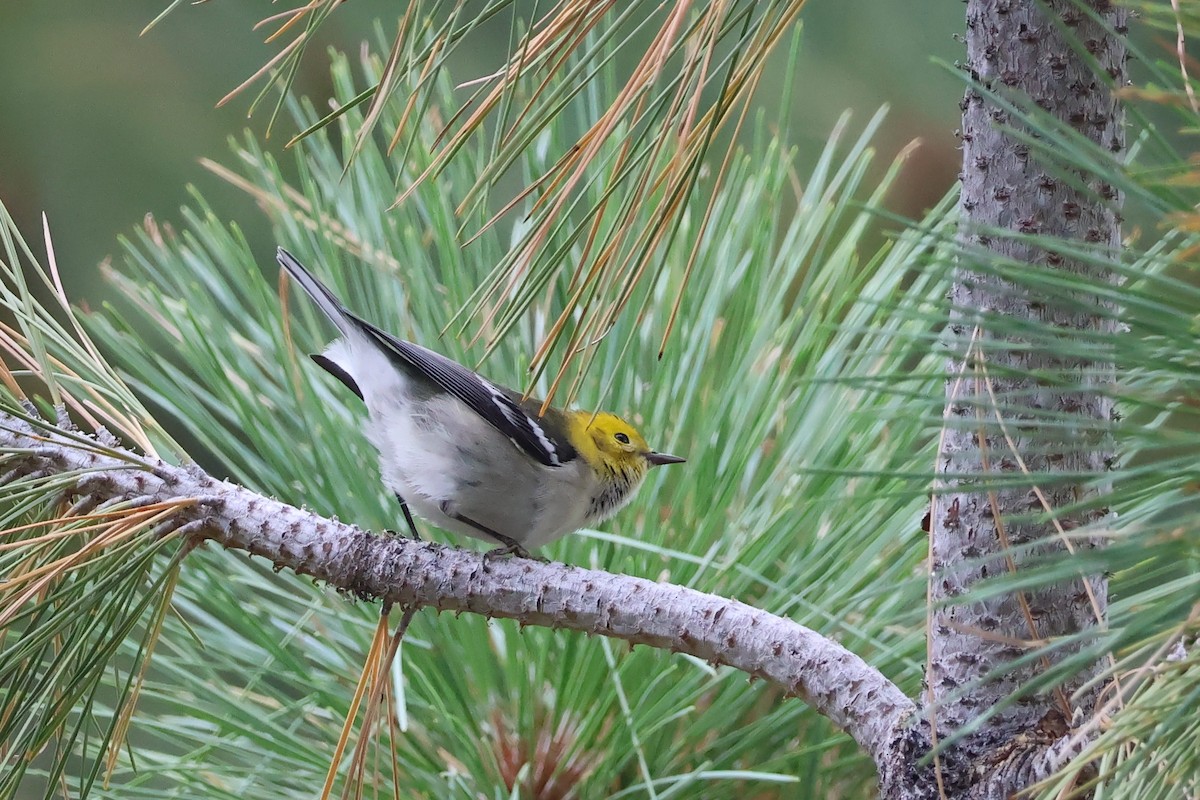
[0,408,914,769]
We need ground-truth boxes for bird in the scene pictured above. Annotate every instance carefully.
[277,248,684,559]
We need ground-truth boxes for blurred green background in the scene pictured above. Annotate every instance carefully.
[0,1,963,306]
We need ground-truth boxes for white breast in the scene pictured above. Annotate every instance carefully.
[330,334,598,549]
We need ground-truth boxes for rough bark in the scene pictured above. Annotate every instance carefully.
[888,1,1128,797]
[0,410,914,769]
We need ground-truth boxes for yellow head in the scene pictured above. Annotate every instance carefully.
[564,410,685,524]
[567,411,686,475]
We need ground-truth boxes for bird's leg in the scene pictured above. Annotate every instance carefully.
[394,493,421,540]
[482,536,530,562]
[439,503,542,564]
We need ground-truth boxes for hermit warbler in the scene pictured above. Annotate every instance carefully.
[277,248,684,558]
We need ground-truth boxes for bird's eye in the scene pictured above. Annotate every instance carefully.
[614,432,630,444]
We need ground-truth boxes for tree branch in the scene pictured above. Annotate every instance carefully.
[0,410,915,768]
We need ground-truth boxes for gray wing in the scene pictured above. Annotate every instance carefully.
[361,325,576,468]
[278,247,575,468]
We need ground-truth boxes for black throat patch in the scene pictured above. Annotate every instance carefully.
[586,464,644,521]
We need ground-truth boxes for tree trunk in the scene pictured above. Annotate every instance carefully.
[883,1,1127,797]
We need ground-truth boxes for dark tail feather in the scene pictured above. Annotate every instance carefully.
[276,248,355,337]
[310,354,363,400]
